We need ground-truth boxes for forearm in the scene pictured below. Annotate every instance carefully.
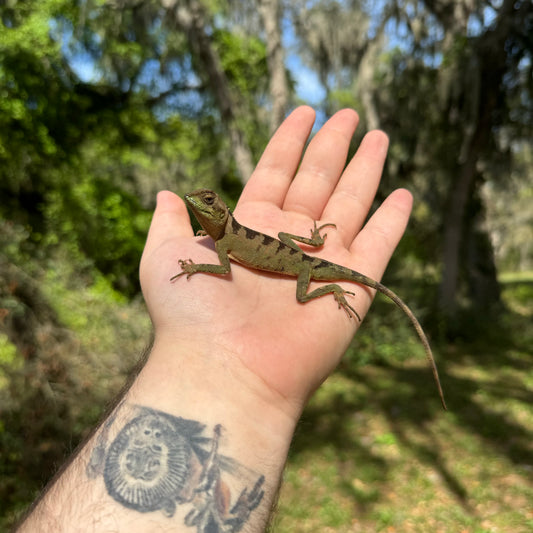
[17,336,297,533]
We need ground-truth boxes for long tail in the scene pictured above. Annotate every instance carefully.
[365,278,447,410]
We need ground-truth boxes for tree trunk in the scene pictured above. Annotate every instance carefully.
[358,39,382,131]
[465,196,501,311]
[257,0,289,133]
[172,0,255,182]
[438,138,482,316]
[438,0,517,317]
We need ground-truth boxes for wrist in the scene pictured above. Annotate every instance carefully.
[119,334,297,529]
[133,334,298,456]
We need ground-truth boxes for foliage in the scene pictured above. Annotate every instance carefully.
[482,142,533,273]
[1,0,269,291]
[0,235,150,529]
[291,0,533,321]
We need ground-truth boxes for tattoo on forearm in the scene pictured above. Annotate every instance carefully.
[86,404,265,532]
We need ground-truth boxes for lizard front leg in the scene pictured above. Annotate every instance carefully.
[295,265,361,321]
[278,222,336,252]
[170,241,232,281]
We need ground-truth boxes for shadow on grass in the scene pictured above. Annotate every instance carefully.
[290,390,390,509]
[288,306,533,512]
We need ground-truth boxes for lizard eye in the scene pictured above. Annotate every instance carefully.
[204,194,215,205]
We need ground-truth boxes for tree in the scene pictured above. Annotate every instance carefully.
[289,0,533,328]
[164,0,256,181]
[258,0,290,132]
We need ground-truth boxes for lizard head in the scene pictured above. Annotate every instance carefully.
[184,189,230,241]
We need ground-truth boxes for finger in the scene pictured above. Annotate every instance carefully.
[283,109,359,219]
[321,130,389,246]
[143,191,193,258]
[238,106,316,207]
[349,188,413,280]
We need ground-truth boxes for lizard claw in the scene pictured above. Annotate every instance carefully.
[170,259,197,281]
[333,291,361,321]
[310,221,337,245]
[170,271,186,281]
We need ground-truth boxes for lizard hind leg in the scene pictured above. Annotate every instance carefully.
[296,269,361,321]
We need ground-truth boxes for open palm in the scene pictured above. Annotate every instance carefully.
[139,106,413,418]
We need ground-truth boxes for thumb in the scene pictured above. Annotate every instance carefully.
[144,190,193,253]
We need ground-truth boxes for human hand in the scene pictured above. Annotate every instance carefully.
[139,106,413,421]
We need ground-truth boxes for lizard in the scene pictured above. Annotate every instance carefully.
[170,189,447,410]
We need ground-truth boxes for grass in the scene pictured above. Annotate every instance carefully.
[271,282,533,532]
[2,272,531,532]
